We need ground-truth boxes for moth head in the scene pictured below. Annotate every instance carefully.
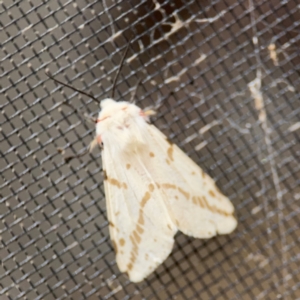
[98,99,141,121]
[96,99,147,151]
[100,98,117,110]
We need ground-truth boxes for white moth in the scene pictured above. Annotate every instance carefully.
[46,57,237,282]
[93,98,237,282]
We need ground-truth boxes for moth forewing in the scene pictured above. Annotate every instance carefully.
[96,99,237,282]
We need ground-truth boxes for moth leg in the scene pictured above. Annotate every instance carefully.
[142,109,156,116]
[58,136,99,163]
[142,94,165,117]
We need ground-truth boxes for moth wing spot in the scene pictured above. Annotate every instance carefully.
[167,146,174,161]
[209,190,216,197]
[162,183,176,189]
[126,163,131,169]
[108,178,121,188]
[136,224,144,234]
[149,152,155,157]
[133,230,141,244]
[119,238,125,246]
[148,184,155,192]
[103,170,108,180]
[138,209,144,225]
[197,197,205,208]
[141,192,151,207]
[177,187,190,200]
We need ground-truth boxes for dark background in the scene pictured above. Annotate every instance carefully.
[1,0,299,299]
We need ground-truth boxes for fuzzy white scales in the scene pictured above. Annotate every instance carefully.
[95,99,237,282]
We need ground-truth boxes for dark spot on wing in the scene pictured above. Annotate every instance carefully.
[103,170,108,180]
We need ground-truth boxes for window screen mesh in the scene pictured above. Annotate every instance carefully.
[1,0,299,299]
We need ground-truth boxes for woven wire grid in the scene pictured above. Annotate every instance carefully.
[1,0,300,299]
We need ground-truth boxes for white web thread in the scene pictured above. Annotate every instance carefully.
[248,0,288,298]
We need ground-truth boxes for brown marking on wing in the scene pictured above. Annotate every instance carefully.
[148,184,155,192]
[156,183,161,189]
[167,224,172,231]
[209,190,216,198]
[166,159,170,165]
[107,177,127,189]
[191,171,196,175]
[178,187,190,200]
[141,192,151,208]
[175,195,178,200]
[175,219,179,226]
[136,224,144,234]
[162,183,177,189]
[149,152,155,157]
[133,230,141,244]
[201,169,206,178]
[197,197,205,208]
[130,235,136,247]
[127,210,146,272]
[126,163,131,169]
[167,146,174,161]
[216,208,230,216]
[138,209,144,225]
[109,221,115,228]
[127,263,133,271]
[202,195,230,216]
[119,238,125,246]
[103,170,108,180]
[108,178,121,188]
[202,196,209,209]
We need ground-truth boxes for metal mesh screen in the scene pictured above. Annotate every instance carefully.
[1,0,300,299]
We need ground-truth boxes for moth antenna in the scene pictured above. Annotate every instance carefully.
[111,41,131,99]
[45,69,101,104]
